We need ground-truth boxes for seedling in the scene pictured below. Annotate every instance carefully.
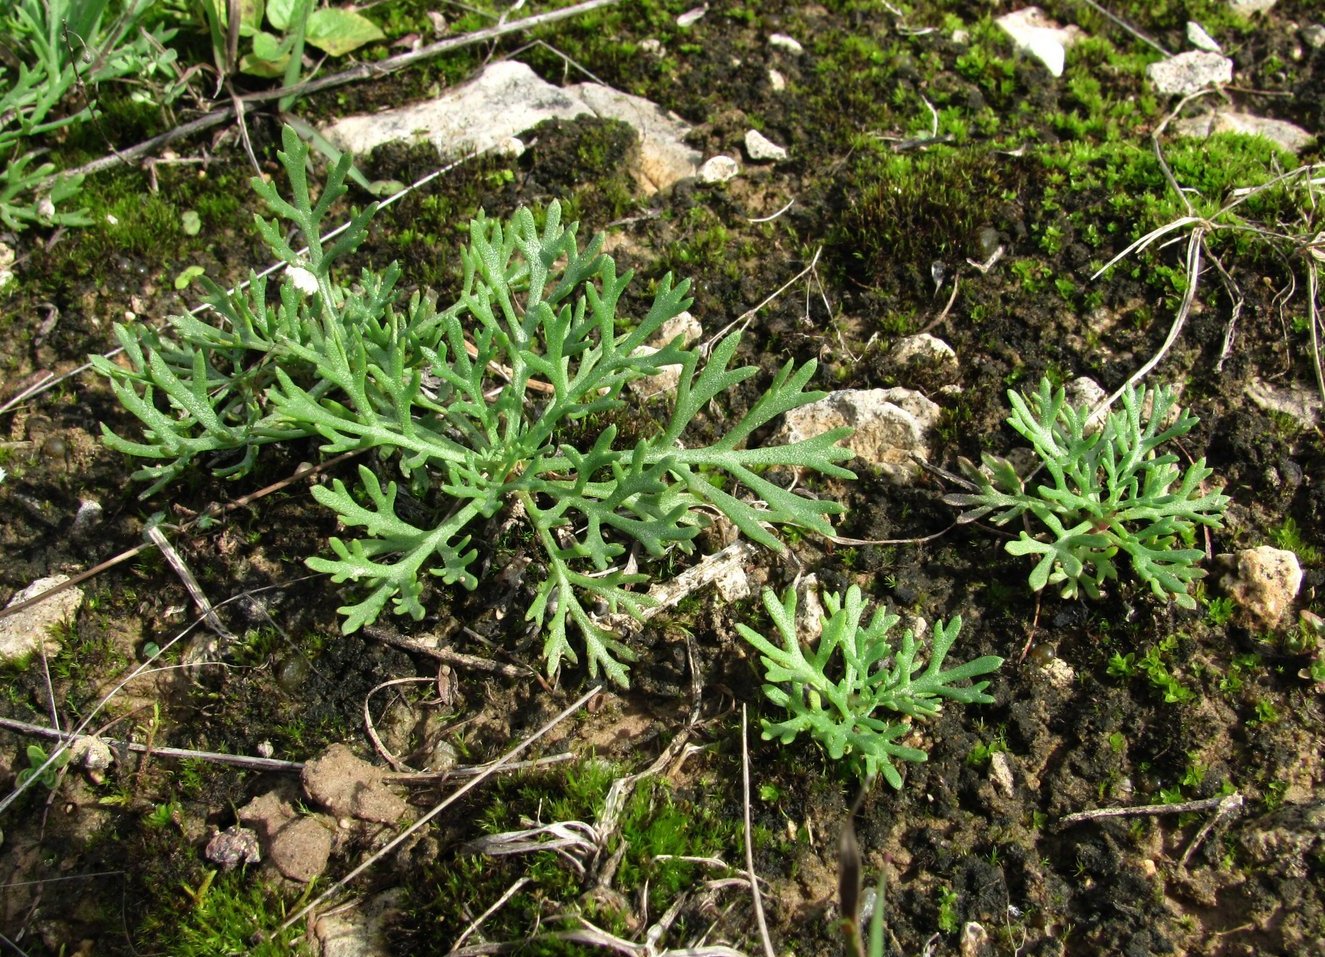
[737,584,1002,788]
[944,377,1228,608]
[95,126,855,686]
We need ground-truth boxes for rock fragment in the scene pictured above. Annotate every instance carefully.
[699,155,740,183]
[322,61,700,194]
[1186,21,1221,52]
[0,576,82,665]
[1146,50,1232,95]
[744,129,787,162]
[886,333,959,386]
[316,888,406,957]
[774,388,940,485]
[1174,110,1314,154]
[995,7,1083,78]
[1245,377,1321,428]
[1219,546,1302,630]
[768,33,804,54]
[205,826,262,871]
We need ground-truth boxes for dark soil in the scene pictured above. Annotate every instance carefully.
[1,2,1323,956]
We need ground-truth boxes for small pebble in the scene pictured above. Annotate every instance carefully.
[768,33,804,54]
[699,155,739,183]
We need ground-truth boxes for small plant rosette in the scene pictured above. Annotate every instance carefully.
[944,377,1229,608]
[737,584,1002,788]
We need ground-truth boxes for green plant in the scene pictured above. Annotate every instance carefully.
[196,0,382,85]
[16,744,69,790]
[94,126,855,687]
[944,377,1229,609]
[737,585,1003,788]
[0,0,178,229]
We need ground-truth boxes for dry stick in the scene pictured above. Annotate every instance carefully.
[145,524,236,644]
[741,705,775,957]
[1075,0,1169,56]
[274,684,604,938]
[1058,792,1243,829]
[450,877,533,954]
[58,0,625,183]
[0,714,305,773]
[0,449,361,626]
[363,624,530,678]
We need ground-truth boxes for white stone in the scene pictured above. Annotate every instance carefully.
[639,38,664,57]
[995,8,1084,78]
[71,499,104,540]
[1245,377,1322,428]
[888,333,958,378]
[768,33,804,55]
[322,61,701,195]
[989,751,1015,797]
[744,129,788,162]
[0,576,82,664]
[1304,24,1325,49]
[1065,375,1108,413]
[1220,546,1302,630]
[1174,109,1315,154]
[316,889,406,957]
[1186,21,1221,52]
[768,68,786,92]
[794,575,825,645]
[774,388,940,485]
[1146,50,1233,95]
[699,155,740,183]
[0,242,14,293]
[1227,0,1277,16]
[676,6,706,28]
[627,314,702,398]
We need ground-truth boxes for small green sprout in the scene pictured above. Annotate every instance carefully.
[944,377,1229,608]
[737,585,1002,788]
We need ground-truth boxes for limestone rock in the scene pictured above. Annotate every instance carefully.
[774,388,941,485]
[302,744,409,825]
[1186,21,1221,52]
[0,242,15,293]
[1146,50,1232,95]
[744,129,788,162]
[768,33,804,55]
[322,61,700,194]
[1227,0,1277,16]
[0,576,82,665]
[1219,546,1302,630]
[626,311,702,398]
[699,155,739,183]
[316,888,406,957]
[1245,377,1321,428]
[995,7,1084,78]
[887,333,958,387]
[989,751,1015,798]
[1174,109,1314,154]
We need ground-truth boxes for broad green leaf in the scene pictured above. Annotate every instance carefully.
[305,8,384,56]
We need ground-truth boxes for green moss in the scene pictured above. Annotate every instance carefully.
[398,757,744,949]
[143,871,314,956]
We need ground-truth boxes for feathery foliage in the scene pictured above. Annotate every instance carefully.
[738,585,1002,787]
[95,125,856,686]
[944,377,1228,608]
